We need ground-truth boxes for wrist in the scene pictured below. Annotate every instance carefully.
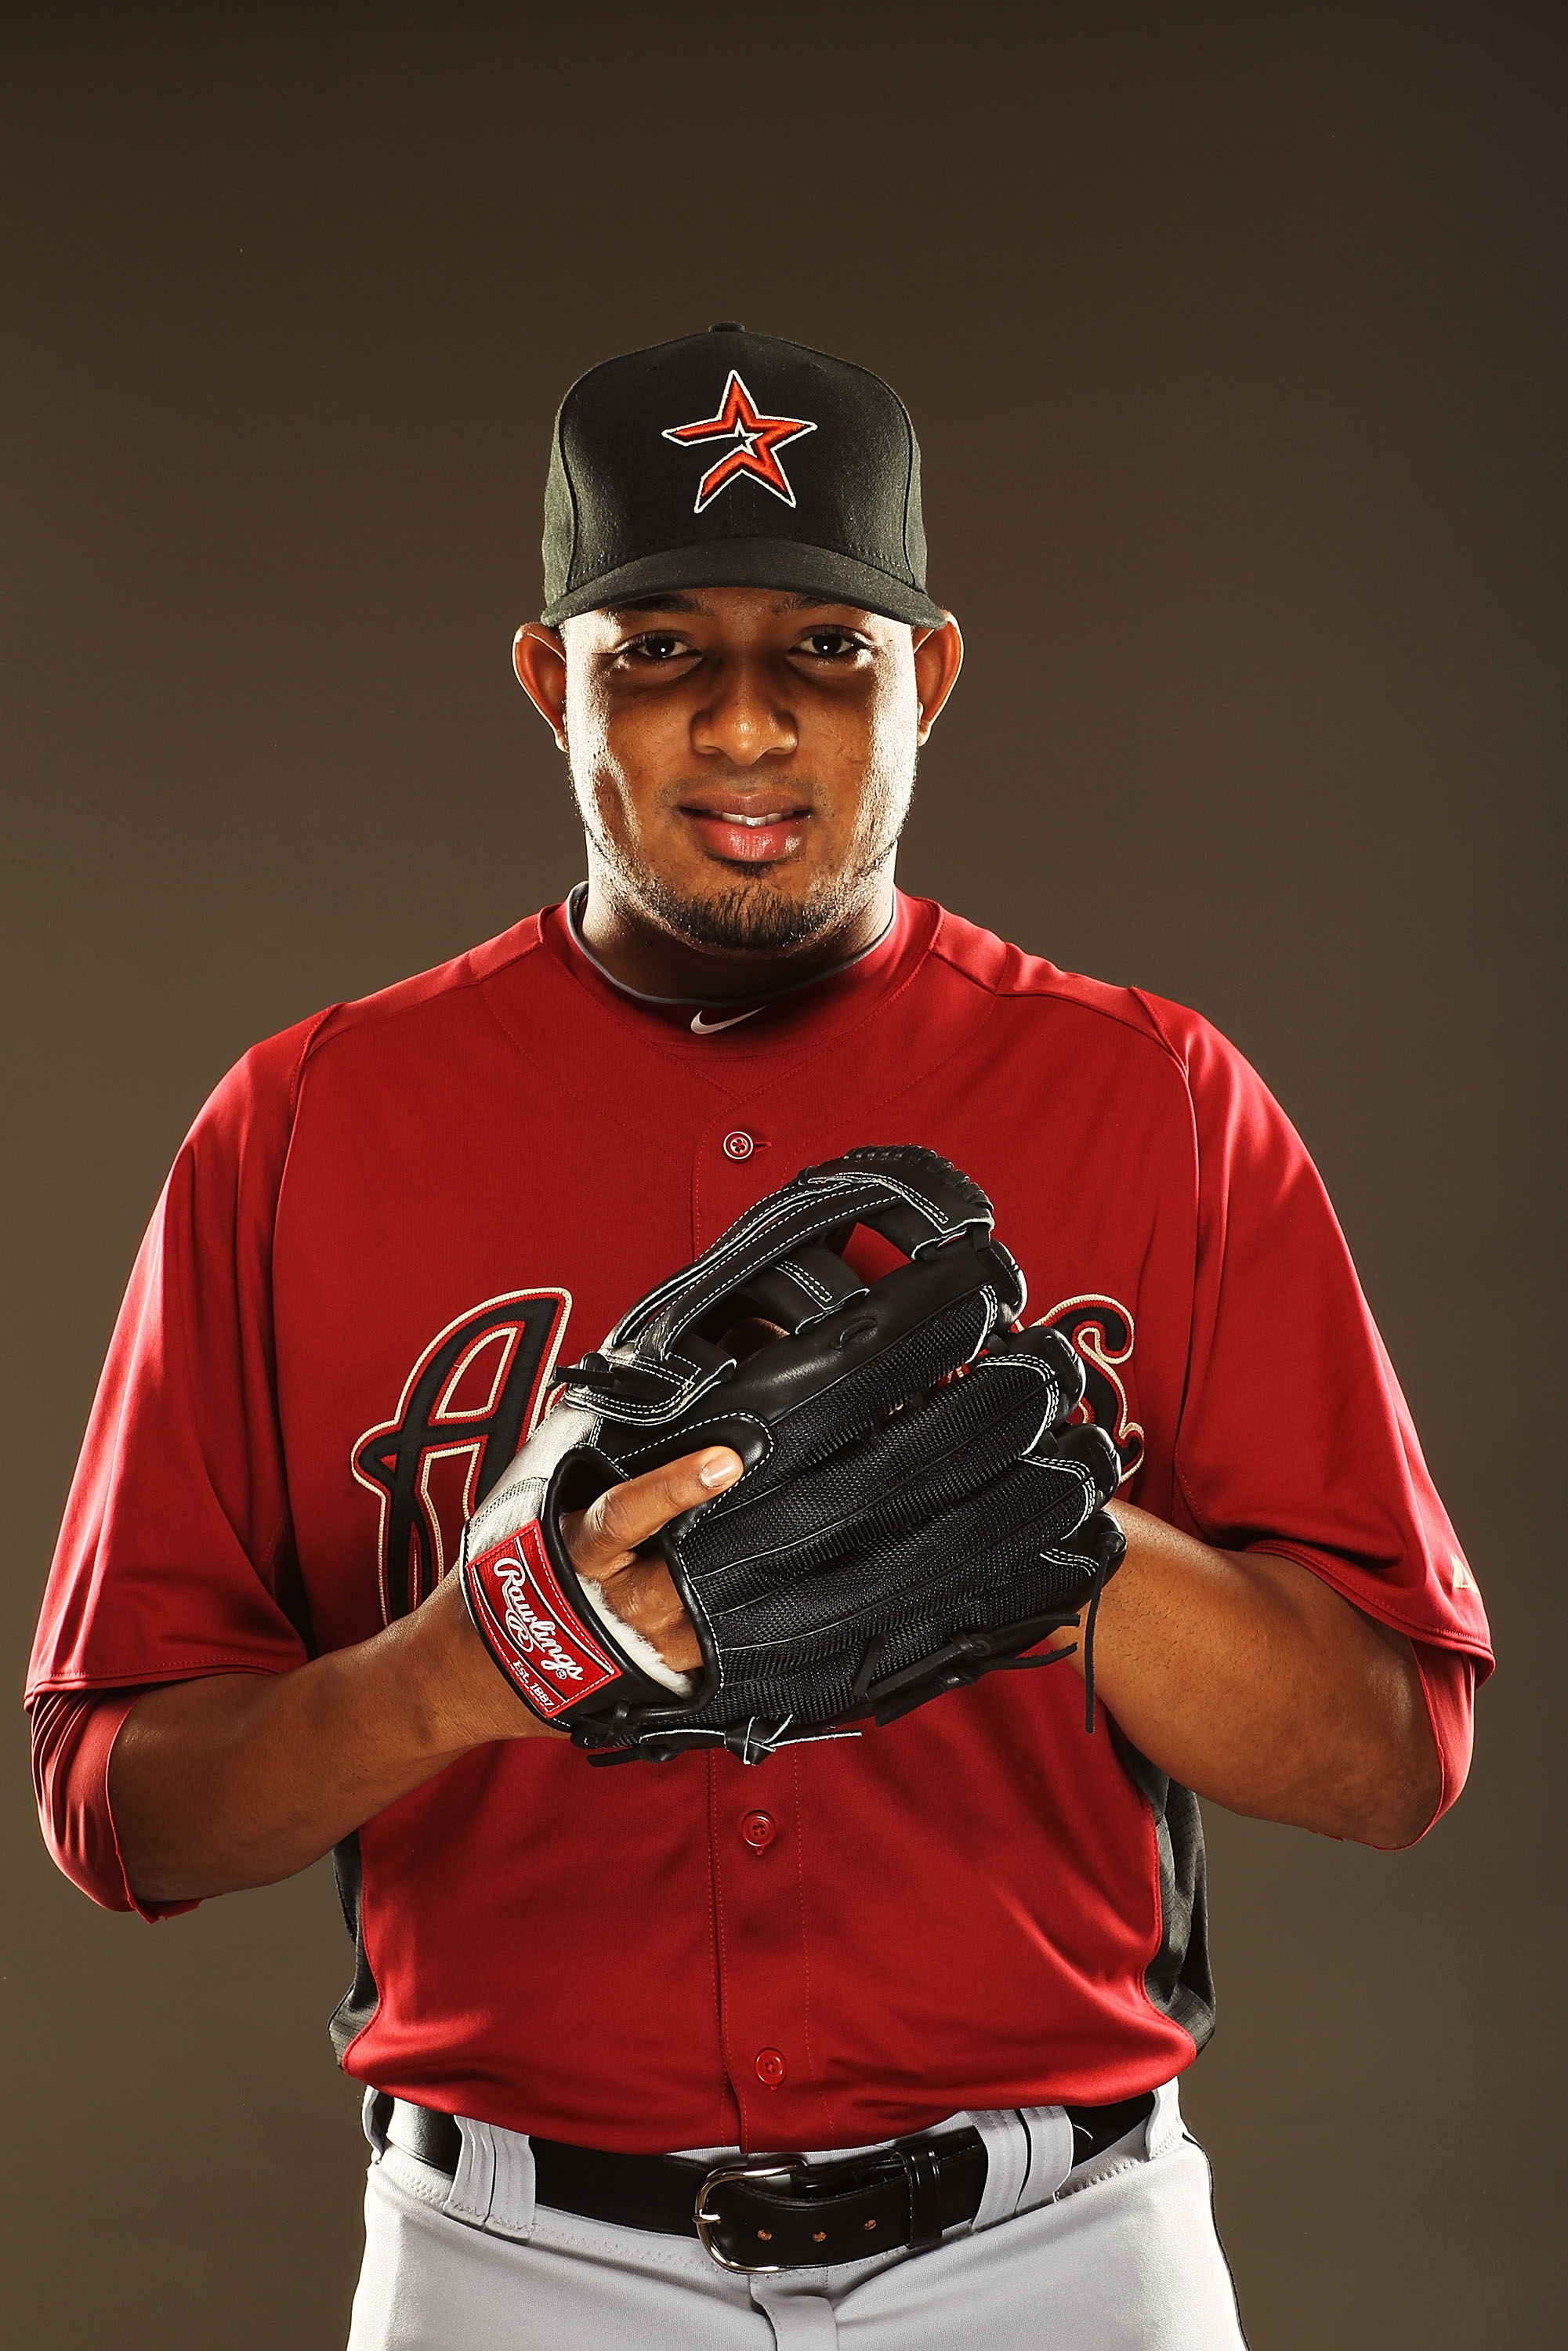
[389,1570,563,1754]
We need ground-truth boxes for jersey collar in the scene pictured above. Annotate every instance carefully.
[547,883,919,1047]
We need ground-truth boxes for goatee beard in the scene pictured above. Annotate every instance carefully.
[634,855,893,955]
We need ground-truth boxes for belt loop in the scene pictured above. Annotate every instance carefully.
[441,2115,538,2241]
[967,2110,1031,2230]
[1143,2078,1184,2160]
[1017,2106,1075,2210]
[483,2122,538,2243]
[444,2117,498,2228]
[363,2087,392,2159]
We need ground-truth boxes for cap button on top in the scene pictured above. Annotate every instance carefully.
[708,320,744,331]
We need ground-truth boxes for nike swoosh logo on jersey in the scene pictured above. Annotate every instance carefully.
[690,1008,760,1034]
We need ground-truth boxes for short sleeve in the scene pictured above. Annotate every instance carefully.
[26,1015,331,1703]
[1410,1643,1477,1826]
[27,1686,197,1918]
[1141,994,1494,1679]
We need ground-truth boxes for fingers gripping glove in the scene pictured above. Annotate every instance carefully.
[458,1146,1126,1764]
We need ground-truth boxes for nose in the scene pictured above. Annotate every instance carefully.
[690,657,798,767]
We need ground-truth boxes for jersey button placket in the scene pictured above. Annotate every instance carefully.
[708,1773,813,2136]
[695,1112,777,1254]
[694,1115,809,2128]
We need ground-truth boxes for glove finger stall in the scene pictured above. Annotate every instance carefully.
[693,1448,1111,1656]
[679,1353,1074,1598]
[645,1506,1102,1736]
[1029,1418,1124,1505]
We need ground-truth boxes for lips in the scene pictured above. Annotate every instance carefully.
[680,801,812,864]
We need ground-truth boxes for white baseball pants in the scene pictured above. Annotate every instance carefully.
[345,2081,1248,2349]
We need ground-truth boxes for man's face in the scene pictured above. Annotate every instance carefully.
[549,588,950,954]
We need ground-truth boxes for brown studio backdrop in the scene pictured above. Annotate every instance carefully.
[2,5,1562,2343]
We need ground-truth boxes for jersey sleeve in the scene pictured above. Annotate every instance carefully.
[1139,995,1493,1824]
[27,1685,194,1918]
[27,1016,330,1711]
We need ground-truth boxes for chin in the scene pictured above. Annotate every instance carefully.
[643,867,849,955]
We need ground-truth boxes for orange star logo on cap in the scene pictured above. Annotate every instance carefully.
[662,371,817,513]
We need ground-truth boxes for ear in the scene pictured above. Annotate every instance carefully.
[513,623,569,748]
[910,615,965,744]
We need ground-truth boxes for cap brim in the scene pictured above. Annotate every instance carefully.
[541,536,947,629]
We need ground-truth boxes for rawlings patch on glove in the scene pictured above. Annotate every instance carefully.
[458,1145,1125,1763]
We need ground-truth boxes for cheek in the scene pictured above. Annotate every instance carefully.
[564,690,644,846]
[567,678,688,823]
[564,666,613,774]
[841,689,920,836]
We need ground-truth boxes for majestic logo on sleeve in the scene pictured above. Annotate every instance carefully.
[662,371,817,512]
[353,1290,571,1623]
[1034,1295,1144,1484]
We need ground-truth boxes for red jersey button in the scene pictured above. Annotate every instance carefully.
[755,2048,787,2087]
[740,1810,777,1852]
[722,1131,755,1161]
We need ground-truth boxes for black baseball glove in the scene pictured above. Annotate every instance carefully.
[458,1145,1125,1764]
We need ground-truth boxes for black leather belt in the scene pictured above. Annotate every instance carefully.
[382,2092,1155,2274]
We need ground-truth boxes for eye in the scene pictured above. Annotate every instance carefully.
[621,631,695,663]
[796,628,866,661]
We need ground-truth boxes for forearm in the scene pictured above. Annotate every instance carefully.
[108,1447,740,1907]
[110,1574,556,1907]
[1087,1502,1440,1848]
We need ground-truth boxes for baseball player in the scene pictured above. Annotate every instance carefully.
[28,325,1491,2350]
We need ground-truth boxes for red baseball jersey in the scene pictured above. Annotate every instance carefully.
[28,892,1492,2154]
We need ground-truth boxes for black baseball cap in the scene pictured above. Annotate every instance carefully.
[541,324,946,630]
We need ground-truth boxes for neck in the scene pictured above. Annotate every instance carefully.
[576,857,897,1004]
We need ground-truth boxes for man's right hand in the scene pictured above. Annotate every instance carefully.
[109,1446,741,1907]
[432,1444,742,1740]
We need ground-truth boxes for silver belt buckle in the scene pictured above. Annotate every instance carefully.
[694,2159,806,2273]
